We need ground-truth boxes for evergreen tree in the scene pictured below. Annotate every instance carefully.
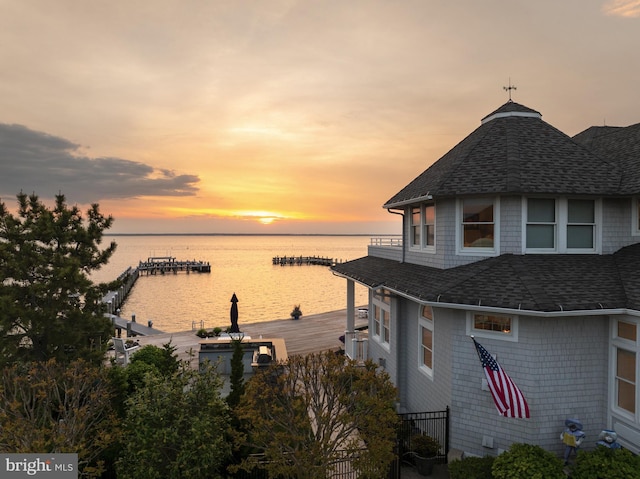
[0,192,116,366]
[227,337,246,408]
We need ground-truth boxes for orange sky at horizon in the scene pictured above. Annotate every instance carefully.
[1,1,639,234]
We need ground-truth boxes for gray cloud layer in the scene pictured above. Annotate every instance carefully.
[0,123,199,203]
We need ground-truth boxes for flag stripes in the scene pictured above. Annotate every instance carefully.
[473,337,530,419]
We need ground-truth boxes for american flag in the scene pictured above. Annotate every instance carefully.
[472,337,530,418]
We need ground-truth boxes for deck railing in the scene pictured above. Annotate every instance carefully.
[369,236,403,247]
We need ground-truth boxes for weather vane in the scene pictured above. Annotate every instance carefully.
[503,78,517,101]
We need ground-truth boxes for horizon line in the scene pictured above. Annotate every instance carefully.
[105,232,402,237]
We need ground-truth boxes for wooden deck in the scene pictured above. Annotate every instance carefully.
[133,308,368,367]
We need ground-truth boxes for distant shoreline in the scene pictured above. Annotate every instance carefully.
[105,233,400,237]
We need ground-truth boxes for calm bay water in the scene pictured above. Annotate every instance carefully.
[92,235,370,333]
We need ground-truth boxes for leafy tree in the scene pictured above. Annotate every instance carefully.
[227,337,246,408]
[0,359,118,478]
[233,351,399,479]
[0,192,117,366]
[116,363,231,479]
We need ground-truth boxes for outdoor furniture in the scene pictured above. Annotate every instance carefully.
[112,337,140,366]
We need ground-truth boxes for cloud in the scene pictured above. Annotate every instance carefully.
[602,0,640,17]
[0,123,200,203]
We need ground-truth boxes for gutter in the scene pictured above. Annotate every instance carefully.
[386,207,405,263]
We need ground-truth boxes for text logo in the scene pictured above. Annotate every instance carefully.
[1,454,77,478]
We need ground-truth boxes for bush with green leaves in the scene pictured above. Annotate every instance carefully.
[449,455,495,479]
[116,363,230,479]
[492,443,564,479]
[129,341,179,376]
[571,446,640,479]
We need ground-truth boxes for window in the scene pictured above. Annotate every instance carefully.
[467,312,518,341]
[424,205,435,247]
[612,318,639,418]
[462,198,495,249]
[411,207,421,247]
[633,198,640,236]
[526,198,556,249]
[567,199,594,249]
[419,305,434,377]
[372,289,391,348]
[409,203,436,249]
[525,198,599,253]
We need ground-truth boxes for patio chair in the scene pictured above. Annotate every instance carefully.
[112,337,140,366]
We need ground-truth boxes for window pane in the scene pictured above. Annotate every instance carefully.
[425,225,435,246]
[421,305,433,321]
[464,224,494,247]
[422,327,433,369]
[618,380,636,413]
[463,199,494,223]
[526,224,555,248]
[618,321,637,341]
[412,226,421,246]
[617,349,636,382]
[528,198,555,222]
[411,207,421,225]
[474,314,511,333]
[568,199,594,223]
[567,225,594,248]
[383,310,390,343]
[424,205,435,223]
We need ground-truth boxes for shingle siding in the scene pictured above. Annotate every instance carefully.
[449,314,608,457]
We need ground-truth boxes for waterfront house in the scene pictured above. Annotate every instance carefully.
[332,100,640,457]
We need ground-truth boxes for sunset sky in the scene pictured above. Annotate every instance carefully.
[1,1,639,234]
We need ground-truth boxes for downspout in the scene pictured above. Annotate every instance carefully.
[387,207,405,263]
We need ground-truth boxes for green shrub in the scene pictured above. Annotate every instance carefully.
[196,328,208,338]
[492,443,564,479]
[449,455,495,479]
[213,326,223,336]
[572,446,640,479]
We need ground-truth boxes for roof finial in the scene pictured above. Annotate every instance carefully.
[503,77,517,101]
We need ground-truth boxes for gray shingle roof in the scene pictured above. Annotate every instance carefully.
[573,122,640,195]
[332,243,640,313]
[384,101,622,208]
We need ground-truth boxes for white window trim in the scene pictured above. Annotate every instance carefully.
[466,311,519,342]
[408,203,436,252]
[609,317,639,423]
[418,308,434,380]
[457,197,500,256]
[523,197,602,254]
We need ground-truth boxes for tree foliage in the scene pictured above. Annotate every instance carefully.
[227,337,246,409]
[116,363,231,479]
[0,192,117,366]
[234,351,399,479]
[0,359,118,477]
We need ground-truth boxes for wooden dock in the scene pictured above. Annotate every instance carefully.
[138,256,211,274]
[110,314,164,337]
[272,255,340,266]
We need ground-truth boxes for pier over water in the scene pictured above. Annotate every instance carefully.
[138,256,211,274]
[272,255,341,266]
[101,256,210,336]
